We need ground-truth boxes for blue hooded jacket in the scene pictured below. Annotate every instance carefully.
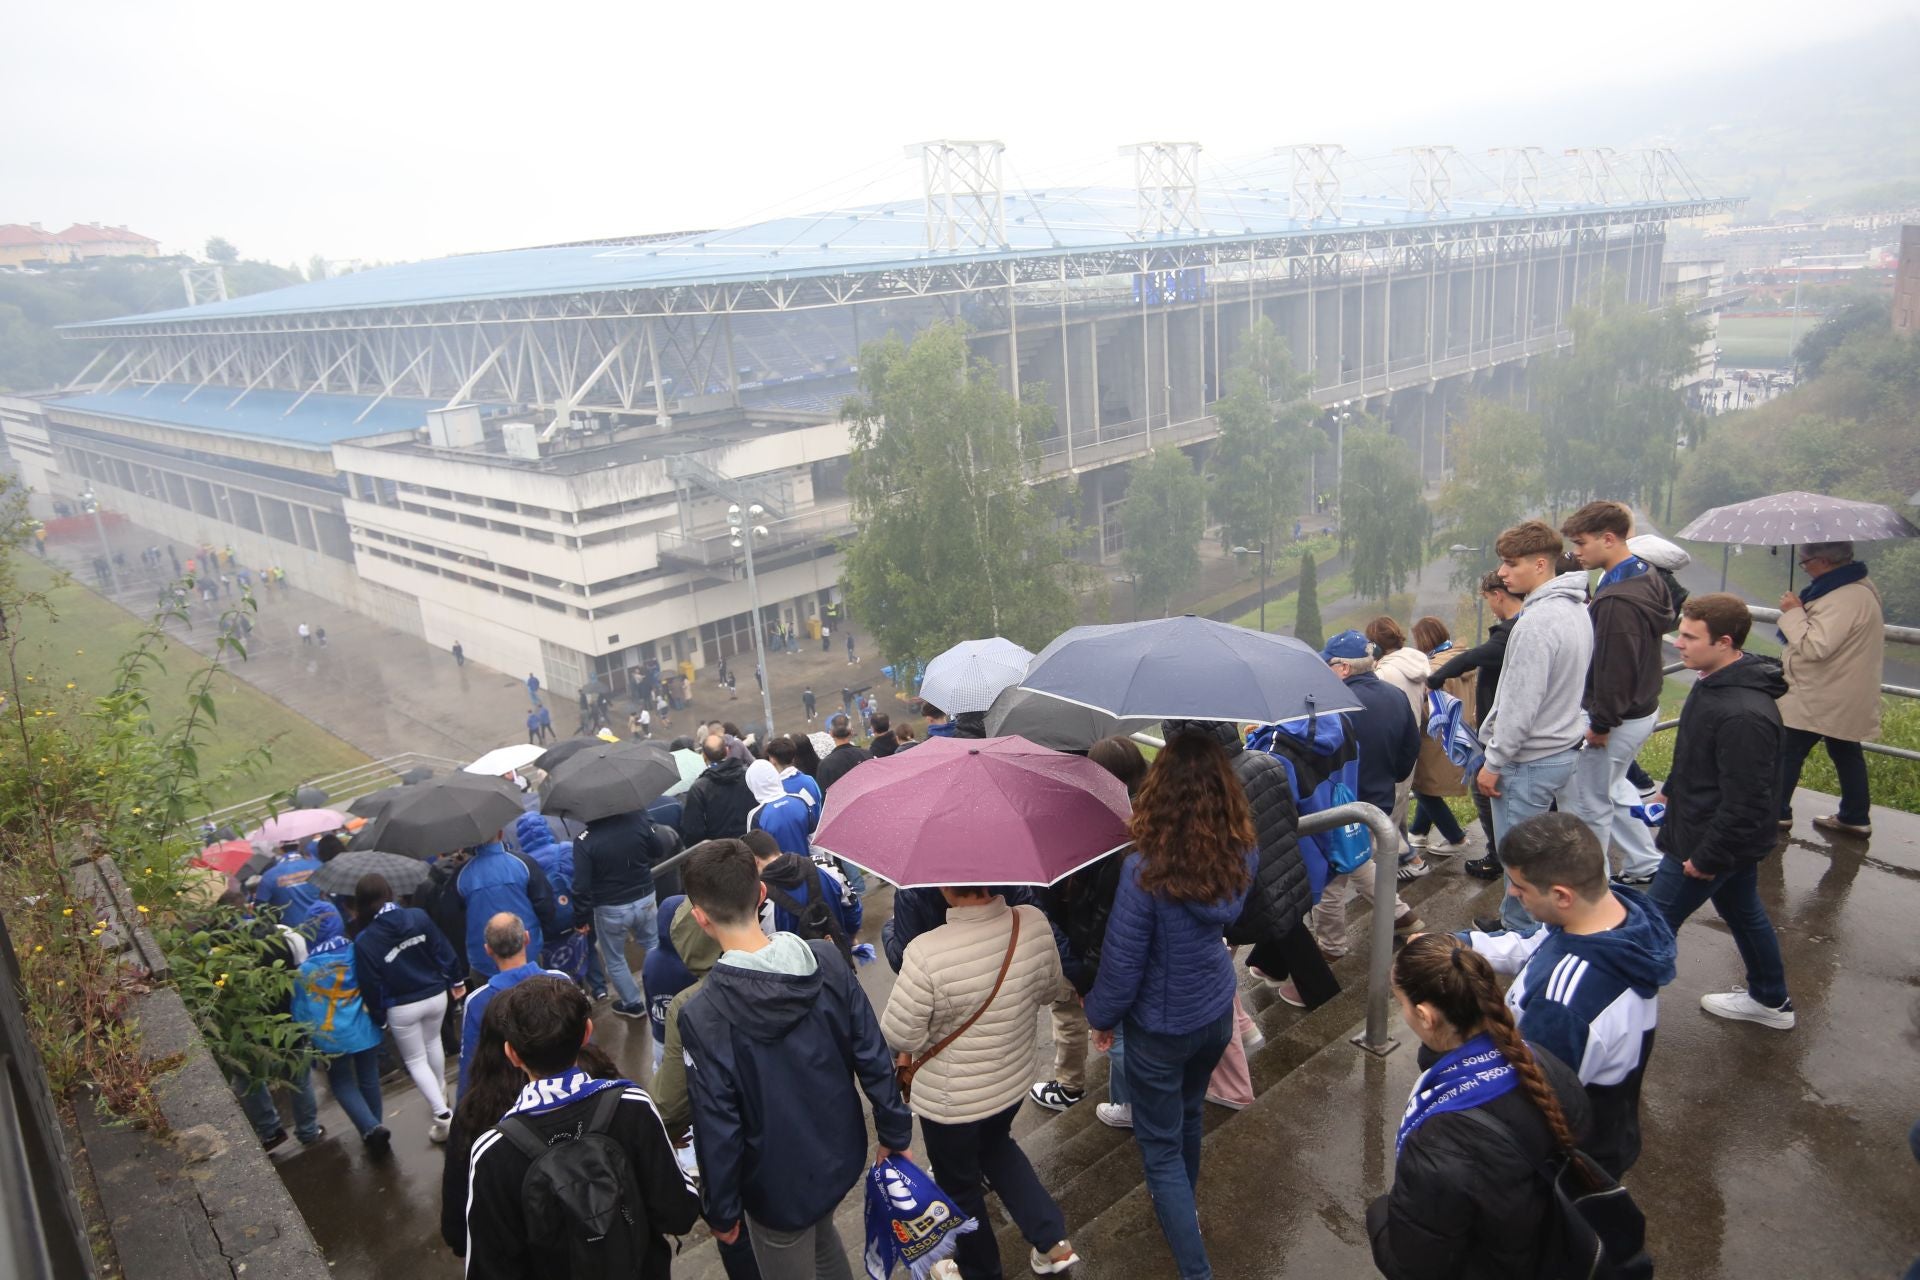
[350,902,461,1019]
[780,768,823,833]
[1084,850,1254,1036]
[642,894,694,1049]
[456,843,559,979]
[1463,887,1677,1176]
[1251,714,1362,901]
[513,812,576,931]
[253,854,326,928]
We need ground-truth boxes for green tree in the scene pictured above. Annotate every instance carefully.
[1339,421,1428,603]
[204,236,239,264]
[1120,447,1206,617]
[1209,317,1318,555]
[840,324,1085,676]
[1795,296,1891,378]
[1433,399,1544,587]
[1537,285,1702,512]
[1294,551,1324,649]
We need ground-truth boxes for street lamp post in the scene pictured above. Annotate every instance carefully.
[1448,543,1484,642]
[78,489,119,596]
[1233,544,1270,632]
[729,503,777,740]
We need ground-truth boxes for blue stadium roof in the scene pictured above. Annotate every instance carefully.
[69,186,1656,329]
[48,383,461,448]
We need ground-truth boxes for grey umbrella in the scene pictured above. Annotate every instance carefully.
[541,741,682,823]
[310,849,435,897]
[359,773,528,857]
[346,786,408,819]
[533,737,602,773]
[1676,490,1920,588]
[293,784,331,809]
[1019,615,1363,724]
[983,684,1157,753]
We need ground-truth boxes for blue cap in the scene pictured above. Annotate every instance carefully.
[1320,629,1372,661]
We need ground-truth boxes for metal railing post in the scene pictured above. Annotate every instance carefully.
[1295,801,1402,1057]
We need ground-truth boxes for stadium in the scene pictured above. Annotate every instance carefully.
[0,142,1735,700]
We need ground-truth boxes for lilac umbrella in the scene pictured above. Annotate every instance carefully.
[246,808,348,845]
[1676,490,1920,588]
[812,735,1132,888]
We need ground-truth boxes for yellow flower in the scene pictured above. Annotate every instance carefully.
[65,683,75,690]
[218,973,229,982]
[96,769,105,777]
[55,981,63,988]
[136,905,149,914]
[23,676,32,682]
[61,908,72,917]
[32,945,43,954]
[131,807,143,815]
[75,649,83,655]
[214,979,226,989]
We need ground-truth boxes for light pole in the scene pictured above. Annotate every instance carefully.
[729,503,776,740]
[78,488,119,596]
[1331,401,1355,510]
[1233,543,1270,631]
[1449,543,1484,642]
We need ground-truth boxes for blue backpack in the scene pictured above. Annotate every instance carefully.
[1320,781,1372,874]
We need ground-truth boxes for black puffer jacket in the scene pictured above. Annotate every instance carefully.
[1369,1043,1592,1280]
[1162,720,1309,944]
[1655,654,1786,876]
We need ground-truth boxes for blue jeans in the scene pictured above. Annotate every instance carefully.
[1106,1026,1129,1107]
[1409,793,1466,844]
[235,1065,319,1143]
[1123,1010,1233,1280]
[1649,857,1790,1008]
[1489,746,1580,933]
[595,895,659,1007]
[326,1048,384,1138]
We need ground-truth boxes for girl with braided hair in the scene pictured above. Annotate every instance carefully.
[1368,933,1592,1280]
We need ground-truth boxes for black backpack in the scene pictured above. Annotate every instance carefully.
[1459,1107,1653,1280]
[1655,566,1688,631]
[764,863,854,960]
[497,1089,648,1276]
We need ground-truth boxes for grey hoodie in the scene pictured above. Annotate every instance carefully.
[1480,571,1594,770]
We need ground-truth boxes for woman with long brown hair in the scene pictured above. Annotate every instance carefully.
[1084,731,1256,1280]
[1407,615,1475,858]
[1368,934,1591,1279]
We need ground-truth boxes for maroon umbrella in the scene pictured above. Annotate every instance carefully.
[812,735,1133,888]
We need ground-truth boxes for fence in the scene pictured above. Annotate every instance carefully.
[0,913,95,1279]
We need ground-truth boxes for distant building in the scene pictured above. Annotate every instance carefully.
[0,223,74,269]
[1662,258,1735,393]
[1896,225,1920,335]
[54,223,161,260]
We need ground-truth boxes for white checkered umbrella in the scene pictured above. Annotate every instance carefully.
[918,637,1036,714]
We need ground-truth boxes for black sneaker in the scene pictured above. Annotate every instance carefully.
[297,1125,327,1146]
[1464,856,1503,881]
[1472,915,1506,935]
[1028,1080,1085,1111]
[363,1125,392,1154]
[1610,872,1654,887]
[261,1128,289,1153]
[611,1000,646,1020]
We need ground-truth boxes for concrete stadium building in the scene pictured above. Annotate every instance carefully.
[0,143,1734,700]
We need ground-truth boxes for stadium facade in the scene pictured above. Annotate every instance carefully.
[0,143,1737,700]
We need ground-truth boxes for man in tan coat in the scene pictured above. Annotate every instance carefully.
[1777,540,1884,837]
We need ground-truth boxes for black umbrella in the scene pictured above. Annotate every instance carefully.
[534,737,603,773]
[983,685,1157,753]
[310,849,435,897]
[397,766,435,784]
[541,741,682,823]
[1020,615,1362,725]
[346,786,408,819]
[293,784,331,809]
[363,773,528,856]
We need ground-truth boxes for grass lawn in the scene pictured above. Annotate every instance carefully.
[9,558,369,807]
[1716,314,1802,370]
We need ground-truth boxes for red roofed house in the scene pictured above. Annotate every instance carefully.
[0,223,75,269]
[55,223,161,261]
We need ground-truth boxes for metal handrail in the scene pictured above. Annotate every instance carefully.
[1296,802,1402,1056]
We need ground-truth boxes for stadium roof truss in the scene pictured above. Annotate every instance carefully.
[62,197,1737,422]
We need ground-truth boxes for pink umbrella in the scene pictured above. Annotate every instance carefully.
[813,735,1132,888]
[245,808,348,845]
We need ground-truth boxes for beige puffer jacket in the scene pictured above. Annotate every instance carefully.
[880,898,1063,1124]
[1779,575,1885,743]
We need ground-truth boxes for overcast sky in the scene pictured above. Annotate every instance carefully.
[1,0,1907,266]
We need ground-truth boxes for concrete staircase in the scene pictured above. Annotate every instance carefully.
[669,863,1503,1279]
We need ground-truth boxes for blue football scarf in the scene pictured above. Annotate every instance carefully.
[863,1155,977,1279]
[1396,1033,1518,1155]
[1596,555,1651,592]
[1778,560,1868,641]
[504,1068,633,1118]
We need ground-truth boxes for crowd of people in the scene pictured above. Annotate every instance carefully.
[201,500,1895,1280]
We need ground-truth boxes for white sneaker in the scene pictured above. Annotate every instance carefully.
[1405,832,1429,849]
[428,1112,452,1143]
[1425,839,1470,856]
[1095,1102,1133,1129]
[1700,987,1796,1030]
[931,1261,962,1280]
[1030,1242,1080,1274]
[1242,1025,1267,1051]
[1274,980,1305,1009]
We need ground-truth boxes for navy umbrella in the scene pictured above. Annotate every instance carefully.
[1019,615,1362,725]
